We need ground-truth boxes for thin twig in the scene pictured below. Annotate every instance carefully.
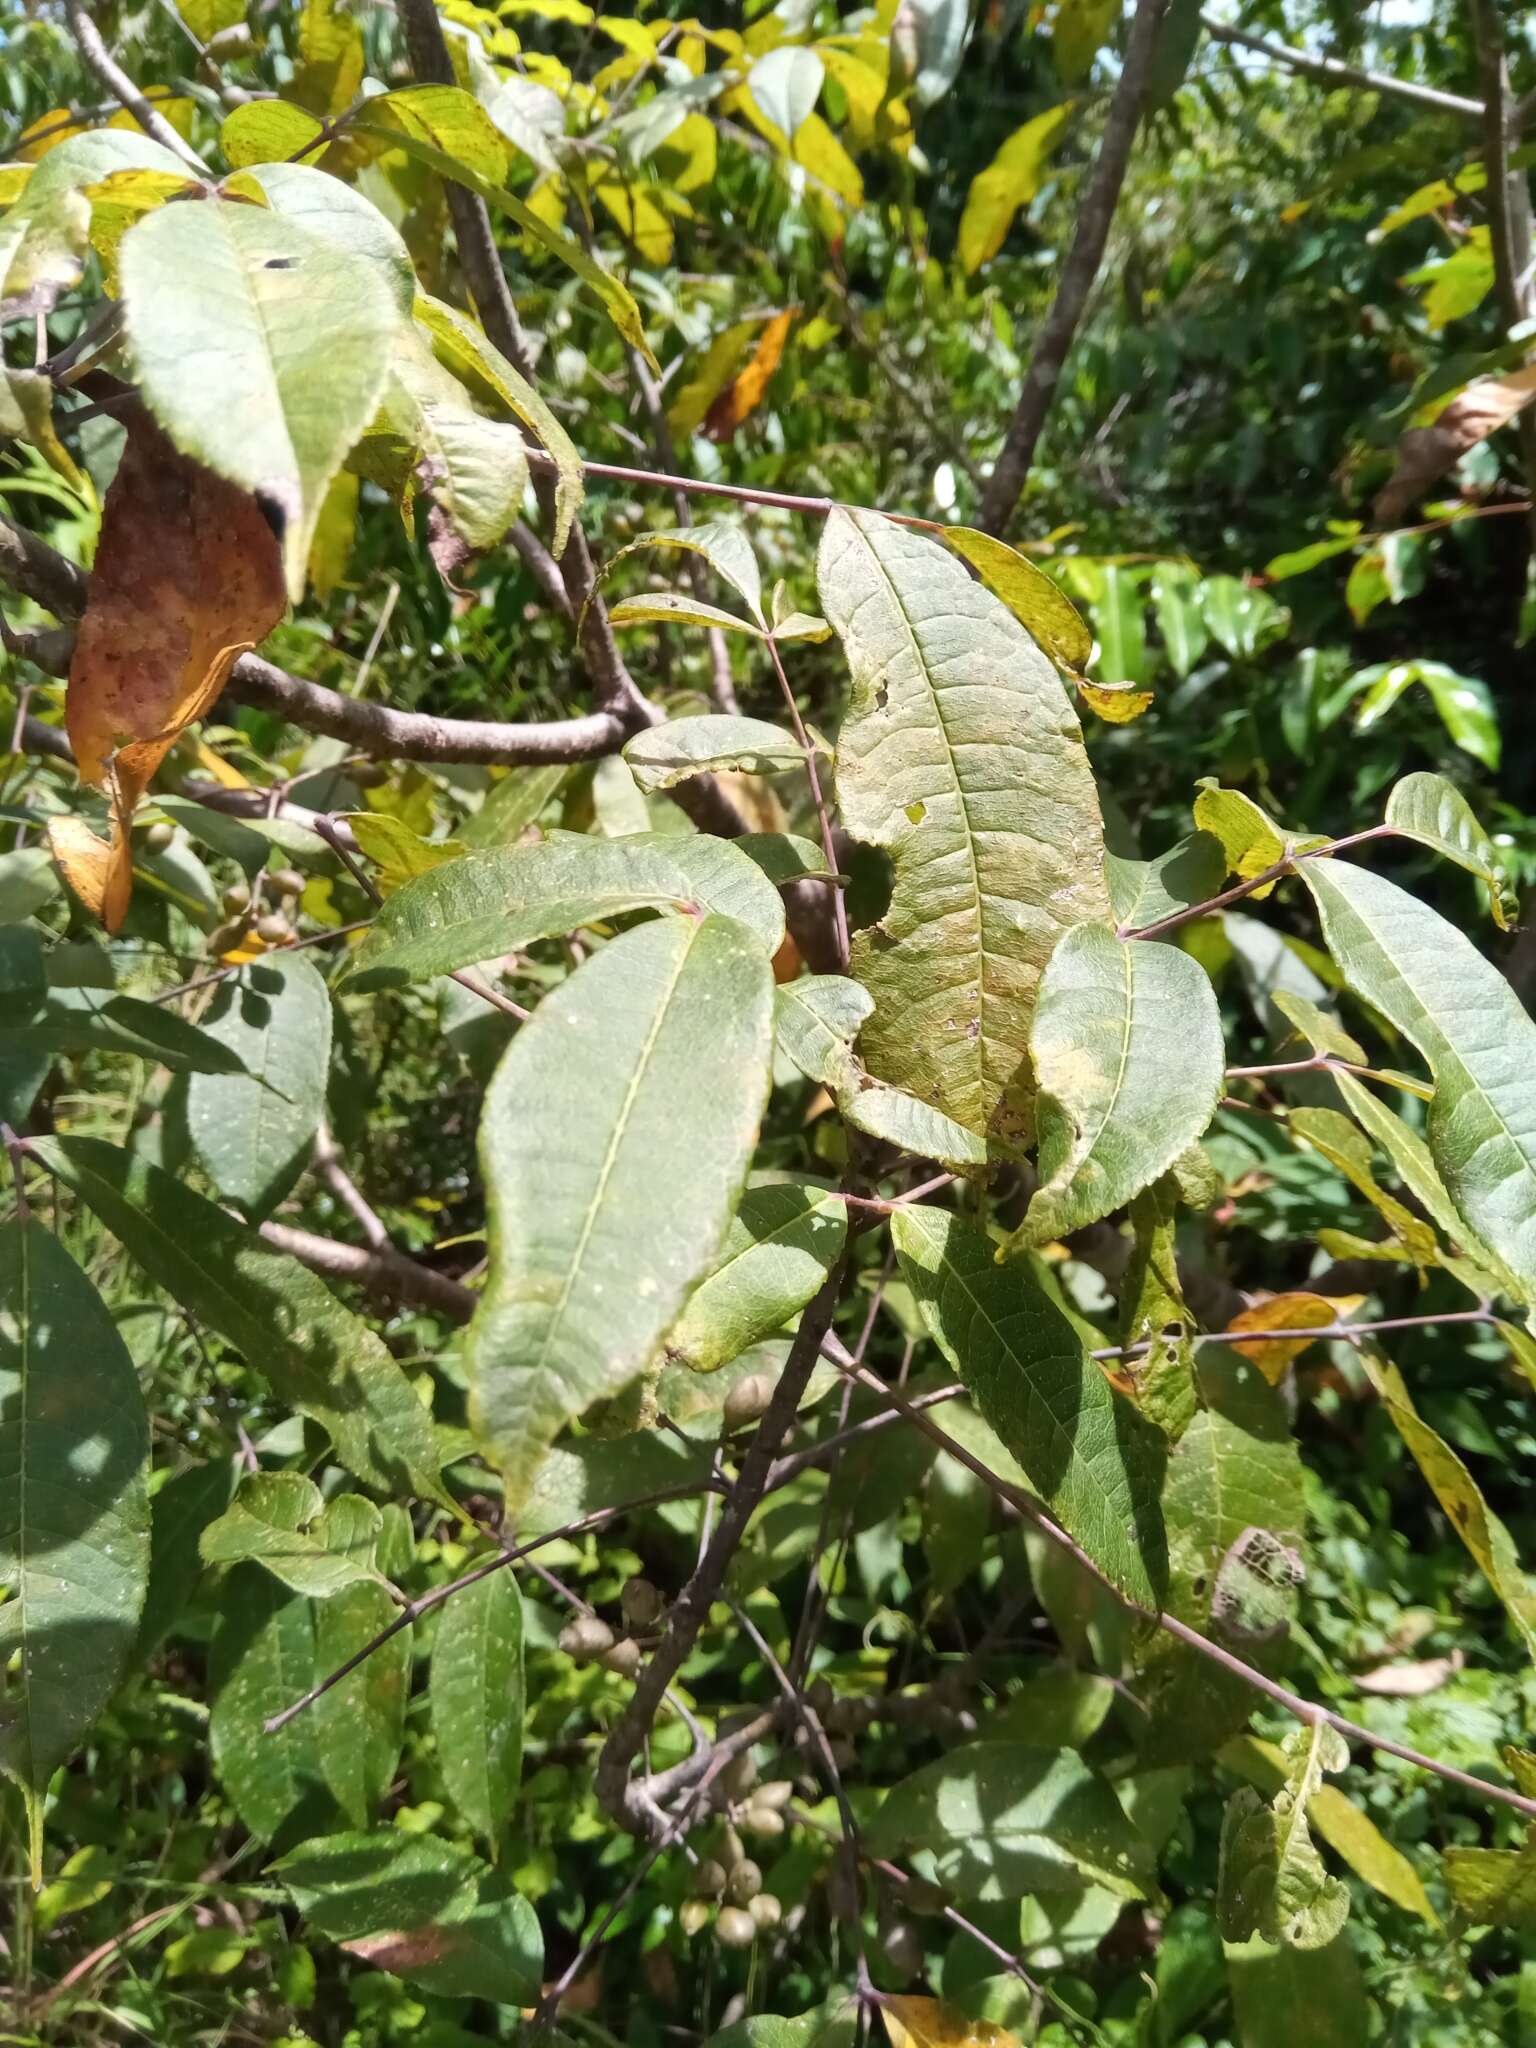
[1119,823,1395,941]
[766,634,849,971]
[61,0,211,173]
[1199,12,1484,121]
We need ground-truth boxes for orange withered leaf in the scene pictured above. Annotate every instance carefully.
[704,309,794,442]
[58,407,286,928]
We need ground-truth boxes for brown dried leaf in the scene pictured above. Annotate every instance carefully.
[46,808,132,932]
[1373,365,1536,527]
[704,309,794,442]
[1353,1650,1462,1697]
[61,409,285,926]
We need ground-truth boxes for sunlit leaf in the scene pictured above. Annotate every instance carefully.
[431,1565,525,1851]
[625,714,810,791]
[957,103,1073,273]
[662,1182,847,1373]
[1384,772,1517,928]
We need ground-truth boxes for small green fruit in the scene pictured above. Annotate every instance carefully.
[753,1779,794,1811]
[742,1805,785,1839]
[727,1859,762,1905]
[269,867,305,899]
[143,820,176,853]
[348,760,388,788]
[715,1906,756,1950]
[679,1899,712,1939]
[723,1373,774,1430]
[221,883,251,915]
[721,1752,758,1801]
[693,1858,727,1899]
[255,914,289,944]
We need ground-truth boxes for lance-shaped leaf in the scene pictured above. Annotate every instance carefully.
[32,1137,446,1504]
[1288,1107,1437,1267]
[468,915,774,1510]
[1384,770,1518,929]
[890,1206,1166,1606]
[625,715,812,792]
[1219,1721,1351,1950]
[1007,923,1224,1251]
[865,1741,1156,1903]
[209,1568,325,1841]
[430,1564,525,1851]
[0,1221,150,1877]
[940,526,1091,672]
[662,1182,847,1374]
[120,196,400,597]
[819,510,1109,1153]
[415,294,582,556]
[8,987,250,1072]
[1300,857,1536,1307]
[609,592,765,636]
[345,832,785,989]
[1443,1826,1536,1929]
[1225,1929,1370,2048]
[135,1456,238,1660]
[957,103,1075,273]
[186,953,333,1220]
[1118,1176,1199,1443]
[200,1473,387,1599]
[1363,1351,1536,1661]
[274,1828,543,2003]
[314,1578,410,1828]
[603,520,764,624]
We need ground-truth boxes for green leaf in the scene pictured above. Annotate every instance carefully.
[1363,1350,1536,1661]
[200,1473,386,1598]
[0,131,190,311]
[226,161,416,313]
[0,1221,150,1876]
[1443,1832,1536,1929]
[1007,923,1224,1248]
[1219,1722,1351,1950]
[819,509,1109,1154]
[357,89,655,369]
[1300,858,1536,1308]
[136,1456,238,1658]
[185,954,333,1220]
[1221,1733,1437,1924]
[430,1564,525,1850]
[33,1137,446,1503]
[346,813,466,896]
[1262,532,1361,581]
[220,99,326,168]
[1105,831,1225,931]
[1150,564,1211,677]
[1384,770,1517,927]
[1118,1176,1199,1444]
[624,715,810,792]
[1224,1930,1371,2048]
[1346,660,1500,770]
[890,1206,1166,1606]
[209,1567,326,1841]
[957,103,1075,272]
[1089,560,1148,685]
[314,1579,410,1828]
[460,765,572,848]
[662,1182,847,1374]
[1288,1107,1438,1265]
[609,592,766,636]
[415,293,583,556]
[865,1741,1157,1903]
[6,987,251,1073]
[940,526,1092,671]
[121,196,400,599]
[346,832,785,990]
[183,0,245,39]
[469,915,775,1510]
[603,520,764,623]
[735,832,831,884]
[274,1829,543,2003]
[1200,576,1288,661]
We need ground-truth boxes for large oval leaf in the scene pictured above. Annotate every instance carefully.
[32,1137,446,1504]
[345,832,785,991]
[0,1220,150,1875]
[468,914,774,1510]
[120,197,401,598]
[187,953,333,1220]
[889,1205,1166,1607]
[818,510,1109,1154]
[1300,857,1536,1309]
[1009,923,1225,1251]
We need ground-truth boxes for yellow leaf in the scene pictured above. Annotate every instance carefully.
[1223,1292,1358,1382]
[704,309,795,441]
[345,812,466,896]
[85,167,195,295]
[594,180,674,264]
[0,163,35,205]
[959,102,1074,273]
[942,525,1092,670]
[16,108,87,161]
[295,0,366,118]
[308,469,359,600]
[667,318,762,437]
[794,112,862,209]
[1077,678,1153,723]
[1054,0,1119,82]
[881,1995,1021,2048]
[658,112,716,193]
[47,811,132,934]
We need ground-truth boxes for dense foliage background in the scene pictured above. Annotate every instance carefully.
[4,1,1536,2044]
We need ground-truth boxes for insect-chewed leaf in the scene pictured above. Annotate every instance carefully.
[57,408,286,929]
[819,510,1109,1155]
[891,1205,1167,1606]
[31,1137,447,1505]
[468,914,775,1511]
[120,197,400,598]
[274,1829,543,2003]
[186,953,333,1221]
[625,715,810,791]
[430,1565,525,1850]
[1384,770,1518,928]
[344,832,785,990]
[1301,857,1536,1309]
[1222,1292,1354,1382]
[1007,922,1225,1250]
[881,1994,1021,2048]
[1218,1721,1351,1950]
[662,1181,847,1374]
[200,1472,386,1599]
[0,1220,150,1879]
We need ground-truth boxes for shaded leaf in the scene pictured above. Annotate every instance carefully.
[1106,831,1225,932]
[6,988,250,1073]
[314,1578,410,1828]
[1224,1929,1370,2048]
[1008,923,1224,1249]
[0,1221,150,1876]
[1117,1175,1199,1443]
[186,954,333,1220]
[345,831,785,989]
[819,510,1108,1154]
[663,1182,847,1374]
[1374,366,1536,526]
[33,1137,446,1503]
[209,1568,326,1841]
[468,915,774,1509]
[431,1565,525,1850]
[891,1205,1167,1606]
[1219,1721,1351,1950]
[704,310,794,441]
